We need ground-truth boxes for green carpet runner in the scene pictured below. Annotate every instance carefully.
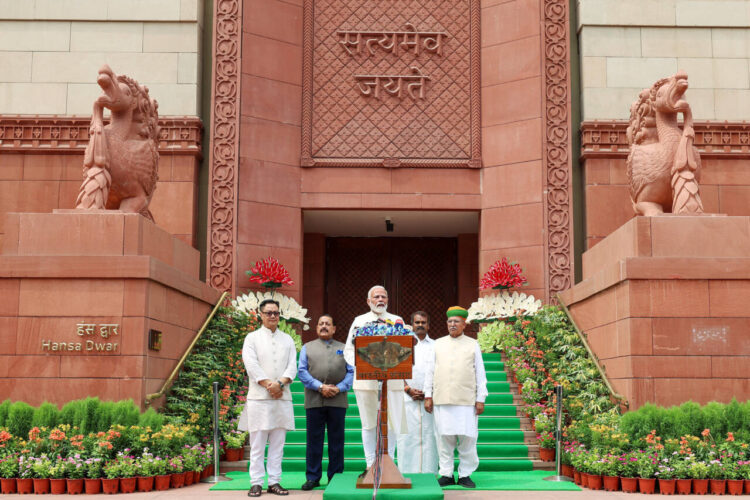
[280,352,533,473]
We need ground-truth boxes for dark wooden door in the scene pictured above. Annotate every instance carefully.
[325,237,457,342]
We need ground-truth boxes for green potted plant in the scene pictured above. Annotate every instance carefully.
[635,452,658,494]
[116,454,138,493]
[537,431,555,462]
[689,460,710,495]
[0,454,18,494]
[724,460,743,495]
[222,429,247,462]
[102,459,120,494]
[707,459,727,495]
[63,455,85,494]
[601,454,620,491]
[618,452,639,493]
[48,461,66,494]
[586,456,606,490]
[153,456,171,491]
[30,455,52,494]
[656,461,677,494]
[16,455,34,494]
[169,456,185,488]
[84,457,103,494]
[672,454,692,494]
[136,451,156,492]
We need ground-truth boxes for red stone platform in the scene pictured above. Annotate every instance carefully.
[559,216,750,409]
[0,211,222,409]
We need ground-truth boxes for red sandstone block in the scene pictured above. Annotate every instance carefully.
[631,355,712,378]
[240,117,301,167]
[481,0,540,47]
[600,356,632,379]
[241,74,302,126]
[709,280,750,316]
[720,186,750,216]
[63,155,84,181]
[650,216,750,258]
[145,319,189,360]
[239,159,301,206]
[392,169,480,195]
[653,378,750,407]
[19,279,124,317]
[651,317,750,356]
[242,33,302,85]
[146,281,169,322]
[585,184,633,238]
[119,316,147,355]
[58,181,79,209]
[626,378,656,409]
[0,181,59,215]
[117,378,144,407]
[481,36,541,86]
[587,237,604,249]
[157,156,173,181]
[586,321,618,360]
[17,212,125,256]
[191,298,215,331]
[23,154,64,181]
[609,159,628,185]
[301,167,391,194]
[122,279,148,316]
[171,237,199,277]
[711,356,750,377]
[164,288,194,329]
[243,0,302,45]
[300,192,362,208]
[150,181,195,238]
[649,280,709,317]
[482,161,543,209]
[1,213,19,255]
[60,355,144,378]
[237,201,302,248]
[584,159,611,185]
[582,216,652,280]
[140,217,175,265]
[479,246,544,291]
[171,155,198,182]
[0,153,23,180]
[481,78,542,127]
[421,194,481,209]
[701,159,750,186]
[701,185,720,214]
[480,204,543,249]
[0,278,19,316]
[0,318,18,354]
[616,317,653,356]
[15,316,122,356]
[0,355,60,378]
[567,286,617,331]
[482,118,542,167]
[361,193,423,209]
[0,378,123,407]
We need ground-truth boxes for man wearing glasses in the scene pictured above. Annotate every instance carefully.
[242,299,297,497]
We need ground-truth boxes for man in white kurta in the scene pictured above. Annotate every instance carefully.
[241,299,297,497]
[397,311,438,474]
[424,306,487,489]
[343,285,407,471]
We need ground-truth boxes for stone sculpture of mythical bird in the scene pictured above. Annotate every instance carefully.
[626,71,704,216]
[75,65,160,221]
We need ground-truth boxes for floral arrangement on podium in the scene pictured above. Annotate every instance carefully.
[355,319,411,337]
[232,257,310,351]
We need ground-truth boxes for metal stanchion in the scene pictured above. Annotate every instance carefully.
[202,381,232,483]
[544,384,573,482]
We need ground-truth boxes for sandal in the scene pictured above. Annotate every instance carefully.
[248,484,262,497]
[267,483,289,496]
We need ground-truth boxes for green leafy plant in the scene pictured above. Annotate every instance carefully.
[477,321,511,353]
[7,401,34,438]
[689,460,709,480]
[223,430,248,449]
[30,455,54,479]
[0,454,18,479]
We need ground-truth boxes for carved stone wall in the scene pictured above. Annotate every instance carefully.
[302,0,481,168]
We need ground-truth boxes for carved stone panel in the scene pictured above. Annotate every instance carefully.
[302,0,481,168]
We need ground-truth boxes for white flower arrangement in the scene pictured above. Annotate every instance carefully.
[467,291,542,323]
[232,290,311,330]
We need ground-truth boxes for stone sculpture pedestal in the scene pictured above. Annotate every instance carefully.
[560,216,750,409]
[0,211,221,409]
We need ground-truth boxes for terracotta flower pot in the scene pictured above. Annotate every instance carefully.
[50,478,67,494]
[539,447,555,462]
[170,472,185,488]
[745,479,750,494]
[101,478,118,494]
[710,479,726,495]
[33,478,51,494]
[84,478,101,494]
[639,477,656,494]
[206,465,215,477]
[581,472,589,488]
[573,470,581,485]
[603,475,620,491]
[200,467,209,480]
[588,474,603,490]
[154,475,171,491]
[1,478,17,494]
[726,479,743,496]
[676,478,692,495]
[137,476,154,492]
[561,464,574,478]
[692,478,709,495]
[621,477,638,493]
[194,470,201,483]
[225,447,243,462]
[66,478,84,495]
[184,470,194,486]
[120,477,136,493]
[659,478,676,495]
[17,478,33,494]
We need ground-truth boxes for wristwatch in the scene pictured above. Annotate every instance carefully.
[404,386,411,394]
[278,380,285,390]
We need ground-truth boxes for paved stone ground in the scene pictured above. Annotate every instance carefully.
[24,482,715,498]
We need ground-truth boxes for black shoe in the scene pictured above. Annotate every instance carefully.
[300,480,320,491]
[437,475,455,487]
[248,484,262,497]
[457,476,476,488]
[267,483,289,496]
[358,468,368,479]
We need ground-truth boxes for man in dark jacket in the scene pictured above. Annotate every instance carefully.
[297,314,354,490]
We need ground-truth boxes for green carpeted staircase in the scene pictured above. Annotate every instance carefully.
[223,352,550,475]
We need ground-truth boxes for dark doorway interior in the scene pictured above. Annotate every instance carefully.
[325,237,458,342]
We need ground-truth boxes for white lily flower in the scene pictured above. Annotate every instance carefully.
[467,291,542,323]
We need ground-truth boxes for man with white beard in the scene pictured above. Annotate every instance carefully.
[343,285,407,475]
[397,311,438,474]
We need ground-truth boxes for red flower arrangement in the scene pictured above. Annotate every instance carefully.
[479,258,527,290]
[245,257,294,288]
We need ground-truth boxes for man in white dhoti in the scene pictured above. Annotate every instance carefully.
[397,310,438,474]
[242,299,297,497]
[424,306,487,489]
[343,285,407,474]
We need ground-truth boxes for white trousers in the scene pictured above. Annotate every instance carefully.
[249,428,286,486]
[437,434,478,478]
[397,399,438,474]
[361,426,396,467]
[355,388,404,467]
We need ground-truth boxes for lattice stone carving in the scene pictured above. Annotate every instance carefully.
[302,0,480,168]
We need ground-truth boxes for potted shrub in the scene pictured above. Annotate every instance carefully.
[222,430,247,462]
[619,452,640,493]
[673,455,692,495]
[16,455,34,494]
[153,456,171,491]
[724,460,743,496]
[49,461,67,494]
[601,454,620,491]
[116,454,138,493]
[30,455,53,494]
[707,459,727,495]
[689,460,710,495]
[84,457,103,494]
[737,460,750,494]
[587,455,605,490]
[0,453,18,494]
[656,461,677,495]
[101,460,120,494]
[636,452,658,494]
[169,456,185,488]
[64,455,86,495]
[537,431,555,462]
[136,452,156,492]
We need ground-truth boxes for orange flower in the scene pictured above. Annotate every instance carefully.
[49,429,66,441]
[702,429,711,437]
[726,432,735,442]
[0,431,11,443]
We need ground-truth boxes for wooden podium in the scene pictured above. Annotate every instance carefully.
[354,335,415,489]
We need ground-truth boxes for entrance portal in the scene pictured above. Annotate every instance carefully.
[325,237,457,341]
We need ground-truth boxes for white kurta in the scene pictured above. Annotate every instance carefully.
[397,335,438,474]
[423,338,488,439]
[240,326,297,433]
